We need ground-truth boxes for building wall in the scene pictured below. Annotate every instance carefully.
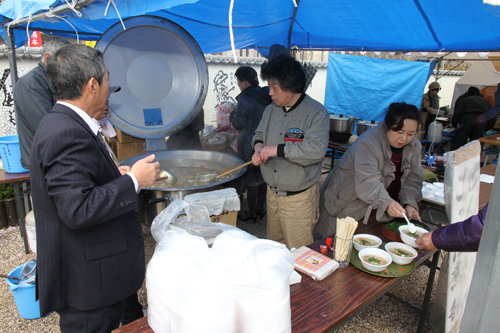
[0,56,462,138]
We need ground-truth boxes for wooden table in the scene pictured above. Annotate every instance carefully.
[114,219,436,333]
[0,170,30,253]
[479,133,500,147]
[327,140,353,169]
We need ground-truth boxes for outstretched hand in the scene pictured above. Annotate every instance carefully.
[386,201,406,218]
[416,231,438,252]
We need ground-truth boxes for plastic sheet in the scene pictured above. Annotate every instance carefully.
[147,200,294,333]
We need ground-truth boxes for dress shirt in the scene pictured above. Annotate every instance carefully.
[56,101,138,191]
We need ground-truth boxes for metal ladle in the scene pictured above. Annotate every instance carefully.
[158,169,178,186]
[196,161,253,185]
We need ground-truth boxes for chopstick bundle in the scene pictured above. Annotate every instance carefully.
[335,216,358,262]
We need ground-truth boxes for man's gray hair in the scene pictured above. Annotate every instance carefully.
[42,37,71,57]
[47,44,106,100]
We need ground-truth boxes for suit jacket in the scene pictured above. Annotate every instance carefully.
[30,103,145,315]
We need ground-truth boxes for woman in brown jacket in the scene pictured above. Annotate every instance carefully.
[315,103,424,237]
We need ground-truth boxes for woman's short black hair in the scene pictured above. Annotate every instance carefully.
[235,66,259,86]
[260,54,305,93]
[385,102,421,131]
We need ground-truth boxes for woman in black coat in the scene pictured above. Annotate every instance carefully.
[230,66,272,222]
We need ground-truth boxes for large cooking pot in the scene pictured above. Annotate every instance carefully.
[357,120,379,136]
[120,150,246,225]
[329,114,356,133]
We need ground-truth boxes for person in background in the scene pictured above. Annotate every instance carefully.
[251,54,330,249]
[30,44,160,332]
[230,66,272,222]
[416,203,488,252]
[315,103,423,238]
[451,86,494,150]
[166,108,205,150]
[420,81,441,135]
[14,37,70,170]
[476,82,500,125]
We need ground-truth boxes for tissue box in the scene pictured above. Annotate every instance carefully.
[184,188,240,226]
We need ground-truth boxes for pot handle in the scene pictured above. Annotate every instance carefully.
[149,195,173,205]
[356,118,363,123]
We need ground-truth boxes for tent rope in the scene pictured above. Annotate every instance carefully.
[64,0,83,17]
[7,5,28,36]
[25,14,33,45]
[229,0,237,62]
[105,0,126,31]
[46,8,80,44]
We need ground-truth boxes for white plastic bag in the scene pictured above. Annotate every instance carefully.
[147,201,295,333]
[151,199,223,247]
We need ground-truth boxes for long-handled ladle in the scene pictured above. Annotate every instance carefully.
[197,161,253,185]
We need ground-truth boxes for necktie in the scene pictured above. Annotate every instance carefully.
[97,132,119,167]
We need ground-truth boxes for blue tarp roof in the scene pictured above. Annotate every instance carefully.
[0,0,499,54]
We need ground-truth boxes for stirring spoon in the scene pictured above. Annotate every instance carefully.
[403,212,417,233]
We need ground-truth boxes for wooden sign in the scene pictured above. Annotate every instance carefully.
[430,141,480,332]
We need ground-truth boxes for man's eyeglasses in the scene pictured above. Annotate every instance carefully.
[432,88,441,92]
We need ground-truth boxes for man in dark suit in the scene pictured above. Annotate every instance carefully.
[30,44,160,332]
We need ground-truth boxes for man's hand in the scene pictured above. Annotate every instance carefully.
[259,145,278,163]
[252,143,264,166]
[118,165,131,176]
[405,205,422,222]
[427,107,435,114]
[130,154,160,187]
[386,201,406,218]
[416,231,438,252]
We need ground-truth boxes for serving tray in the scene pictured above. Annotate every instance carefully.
[350,243,416,278]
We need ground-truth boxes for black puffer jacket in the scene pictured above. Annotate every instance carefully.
[452,94,493,128]
[230,86,272,167]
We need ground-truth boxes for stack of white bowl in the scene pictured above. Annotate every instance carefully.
[421,182,445,204]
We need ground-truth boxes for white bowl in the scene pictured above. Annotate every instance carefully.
[385,242,418,265]
[421,187,433,197]
[432,182,444,189]
[399,225,428,248]
[434,190,444,202]
[353,234,382,252]
[358,248,392,272]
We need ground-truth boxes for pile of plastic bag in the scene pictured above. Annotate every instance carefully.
[147,200,295,333]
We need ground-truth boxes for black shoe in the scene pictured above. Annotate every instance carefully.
[256,210,266,219]
[239,211,257,223]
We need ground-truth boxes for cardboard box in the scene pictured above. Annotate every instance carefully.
[112,139,147,161]
[210,210,238,226]
[115,128,144,143]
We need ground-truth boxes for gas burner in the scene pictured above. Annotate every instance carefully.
[330,132,352,143]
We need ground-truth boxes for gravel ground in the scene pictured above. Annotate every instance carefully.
[0,170,440,332]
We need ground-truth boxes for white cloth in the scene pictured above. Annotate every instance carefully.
[92,118,117,139]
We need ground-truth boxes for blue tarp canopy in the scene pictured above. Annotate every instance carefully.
[0,0,499,54]
[325,53,436,133]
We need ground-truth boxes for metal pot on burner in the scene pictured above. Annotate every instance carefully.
[329,114,356,133]
[356,120,379,136]
[120,150,246,225]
